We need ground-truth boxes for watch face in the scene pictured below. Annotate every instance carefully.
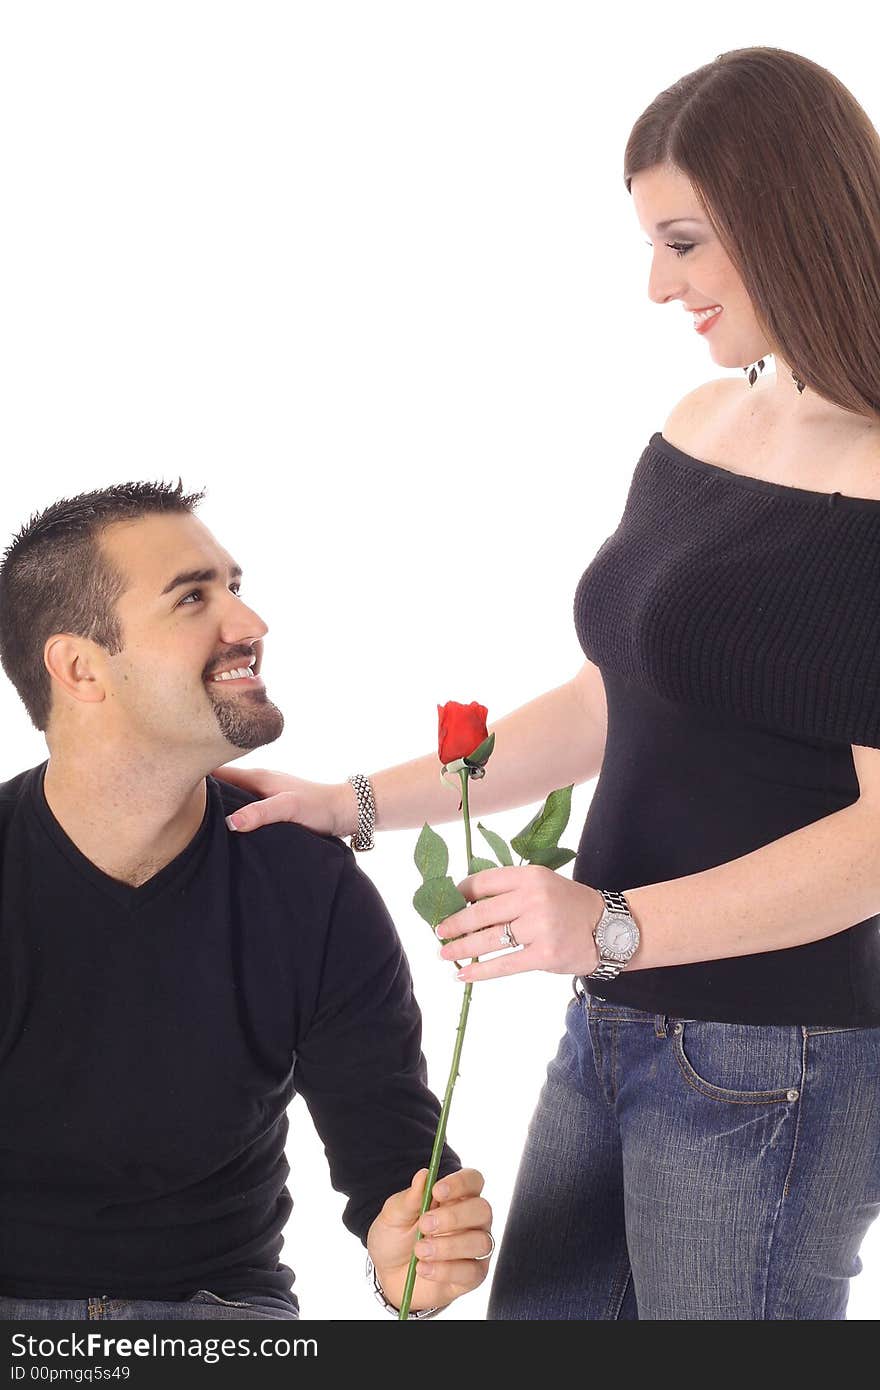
[597,914,639,960]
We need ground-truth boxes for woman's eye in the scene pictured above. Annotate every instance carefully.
[642,240,695,259]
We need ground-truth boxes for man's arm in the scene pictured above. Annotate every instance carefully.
[293,846,489,1312]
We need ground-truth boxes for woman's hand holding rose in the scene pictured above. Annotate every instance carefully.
[439,865,603,981]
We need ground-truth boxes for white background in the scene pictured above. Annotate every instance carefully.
[1,3,878,1321]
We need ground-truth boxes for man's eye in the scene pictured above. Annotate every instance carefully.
[178,584,241,608]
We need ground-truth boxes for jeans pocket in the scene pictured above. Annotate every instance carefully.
[671,1020,802,1105]
[188,1289,255,1309]
[802,1023,878,1035]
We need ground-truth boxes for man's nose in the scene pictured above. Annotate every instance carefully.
[221,594,269,642]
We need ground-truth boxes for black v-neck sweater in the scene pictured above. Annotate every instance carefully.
[572,432,880,1025]
[0,763,458,1301]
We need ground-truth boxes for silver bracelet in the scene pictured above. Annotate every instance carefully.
[365,1255,441,1319]
[347,774,376,852]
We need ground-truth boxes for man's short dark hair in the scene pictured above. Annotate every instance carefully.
[0,480,206,731]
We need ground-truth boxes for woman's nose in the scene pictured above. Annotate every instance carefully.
[647,256,687,306]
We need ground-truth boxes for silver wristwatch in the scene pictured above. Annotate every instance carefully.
[347,774,376,852]
[365,1255,441,1319]
[587,888,641,981]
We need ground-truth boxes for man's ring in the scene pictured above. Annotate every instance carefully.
[499,922,519,949]
[475,1232,496,1262]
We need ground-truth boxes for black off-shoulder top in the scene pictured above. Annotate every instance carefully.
[572,431,880,1024]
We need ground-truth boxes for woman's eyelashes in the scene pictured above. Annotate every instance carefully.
[643,240,696,258]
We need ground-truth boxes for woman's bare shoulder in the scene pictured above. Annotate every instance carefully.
[661,377,742,443]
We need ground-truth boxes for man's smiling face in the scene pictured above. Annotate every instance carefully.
[95,511,284,759]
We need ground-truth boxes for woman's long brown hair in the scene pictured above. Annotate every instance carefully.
[624,47,880,421]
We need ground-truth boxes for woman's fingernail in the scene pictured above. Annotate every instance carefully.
[434,1183,448,1199]
[416,1242,435,1259]
[226,814,243,831]
[420,1264,435,1279]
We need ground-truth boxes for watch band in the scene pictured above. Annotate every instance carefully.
[365,1255,442,1319]
[347,774,376,852]
[589,959,628,982]
[599,888,630,915]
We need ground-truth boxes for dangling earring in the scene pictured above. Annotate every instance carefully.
[743,358,766,387]
[791,370,806,395]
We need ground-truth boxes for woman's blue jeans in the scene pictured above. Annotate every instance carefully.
[488,986,880,1320]
[0,1289,299,1321]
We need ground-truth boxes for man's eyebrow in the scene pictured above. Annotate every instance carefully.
[160,564,243,596]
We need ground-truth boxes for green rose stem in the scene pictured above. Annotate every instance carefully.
[398,766,477,1320]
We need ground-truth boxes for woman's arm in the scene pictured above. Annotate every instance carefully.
[218,659,608,836]
[368,661,607,834]
[440,793,880,980]
[625,794,880,971]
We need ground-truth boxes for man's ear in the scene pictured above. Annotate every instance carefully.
[43,635,107,708]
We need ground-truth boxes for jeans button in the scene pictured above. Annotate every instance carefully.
[787,1088,799,1102]
[673,1022,683,1035]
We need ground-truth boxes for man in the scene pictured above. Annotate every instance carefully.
[0,481,491,1321]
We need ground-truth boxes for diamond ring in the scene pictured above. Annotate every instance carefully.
[499,923,519,949]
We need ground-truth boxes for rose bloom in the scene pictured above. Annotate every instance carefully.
[437,701,489,765]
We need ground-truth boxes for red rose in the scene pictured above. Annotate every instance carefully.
[437,701,489,765]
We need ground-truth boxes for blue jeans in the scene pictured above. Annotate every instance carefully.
[0,1289,299,1321]
[487,987,880,1320]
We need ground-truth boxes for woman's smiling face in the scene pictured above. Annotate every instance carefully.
[631,162,772,372]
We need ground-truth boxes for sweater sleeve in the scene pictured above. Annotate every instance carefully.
[293,847,461,1244]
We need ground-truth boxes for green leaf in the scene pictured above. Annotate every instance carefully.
[477,822,513,866]
[464,731,495,767]
[412,877,469,930]
[468,856,497,874]
[511,785,574,858]
[414,823,449,882]
[525,845,577,870]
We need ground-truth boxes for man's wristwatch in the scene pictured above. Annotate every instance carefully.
[365,1255,442,1319]
[586,888,641,981]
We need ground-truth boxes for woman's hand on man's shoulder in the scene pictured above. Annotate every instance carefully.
[212,764,357,838]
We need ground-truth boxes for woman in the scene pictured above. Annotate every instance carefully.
[218,48,880,1319]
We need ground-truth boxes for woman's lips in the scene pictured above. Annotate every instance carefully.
[694,308,723,335]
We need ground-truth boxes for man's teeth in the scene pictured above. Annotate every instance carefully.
[209,667,254,682]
